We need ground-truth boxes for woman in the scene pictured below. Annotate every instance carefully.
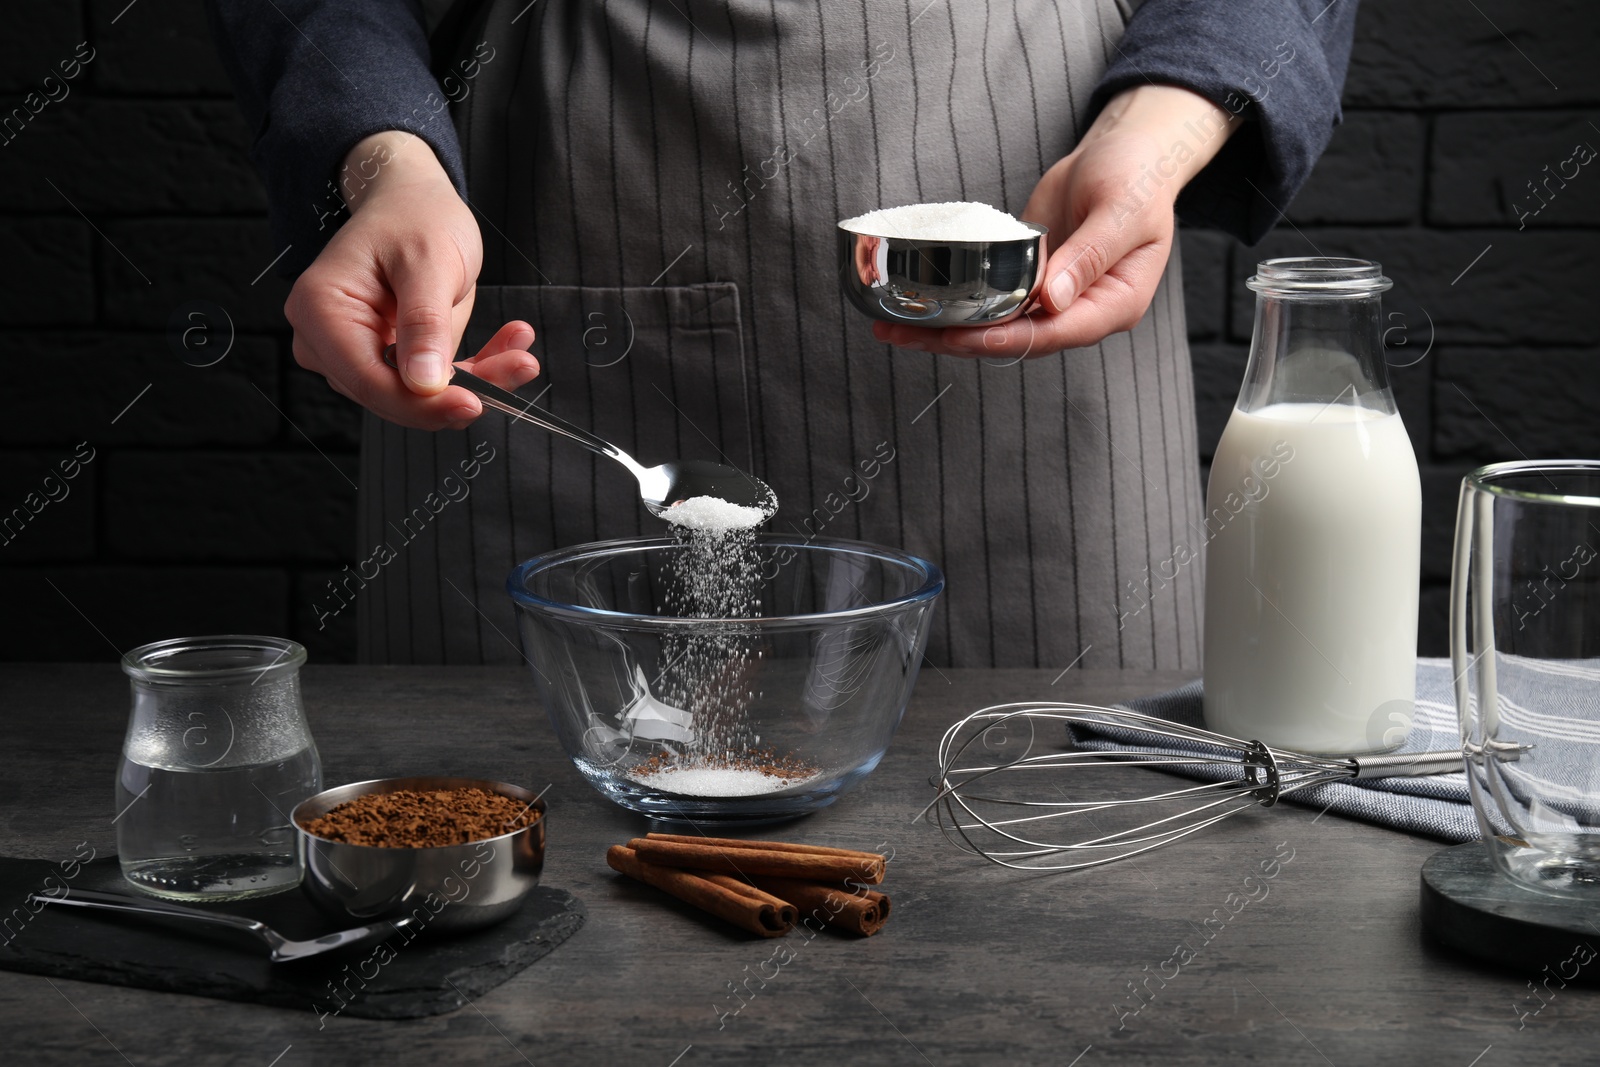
[207,0,1357,668]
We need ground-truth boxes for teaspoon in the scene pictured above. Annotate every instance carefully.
[382,345,776,519]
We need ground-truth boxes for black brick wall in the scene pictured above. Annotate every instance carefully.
[1,1,351,662]
[3,0,1596,663]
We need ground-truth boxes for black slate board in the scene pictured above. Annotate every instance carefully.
[0,857,584,1019]
[1420,842,1600,983]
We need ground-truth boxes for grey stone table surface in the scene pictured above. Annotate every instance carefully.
[1,664,1593,1066]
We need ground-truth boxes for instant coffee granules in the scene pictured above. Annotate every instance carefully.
[299,787,538,847]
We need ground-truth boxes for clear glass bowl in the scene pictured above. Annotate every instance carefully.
[507,535,944,824]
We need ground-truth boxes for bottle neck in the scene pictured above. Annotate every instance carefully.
[1237,259,1396,416]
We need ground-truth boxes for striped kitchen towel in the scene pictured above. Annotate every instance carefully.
[1103,658,1480,842]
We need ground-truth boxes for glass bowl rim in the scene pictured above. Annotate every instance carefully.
[506,533,945,629]
[121,634,307,684]
[1465,459,1600,508]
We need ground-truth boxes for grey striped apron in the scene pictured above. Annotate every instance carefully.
[356,0,1204,671]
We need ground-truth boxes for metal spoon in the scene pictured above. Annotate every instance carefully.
[383,345,776,519]
[29,888,413,963]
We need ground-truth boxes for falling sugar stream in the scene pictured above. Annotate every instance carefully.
[628,495,820,796]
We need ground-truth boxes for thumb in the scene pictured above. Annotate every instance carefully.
[389,255,464,395]
[1040,205,1132,315]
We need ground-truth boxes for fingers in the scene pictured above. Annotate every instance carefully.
[458,319,539,390]
[299,337,483,431]
[291,256,533,428]
[468,320,536,361]
[871,317,1061,359]
[871,188,1171,358]
[465,349,542,391]
[390,253,469,395]
[318,339,486,431]
[869,236,1169,358]
[286,272,399,417]
[285,281,475,432]
[1040,204,1128,315]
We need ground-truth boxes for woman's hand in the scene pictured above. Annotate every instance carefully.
[284,131,539,431]
[873,85,1239,360]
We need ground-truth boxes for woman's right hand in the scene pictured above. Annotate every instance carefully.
[284,131,539,431]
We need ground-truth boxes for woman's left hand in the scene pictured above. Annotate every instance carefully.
[873,85,1238,360]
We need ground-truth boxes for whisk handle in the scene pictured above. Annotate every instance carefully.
[1349,749,1464,779]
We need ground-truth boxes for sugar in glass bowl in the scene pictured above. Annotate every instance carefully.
[507,535,943,824]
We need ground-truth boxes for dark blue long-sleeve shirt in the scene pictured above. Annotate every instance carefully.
[205,0,1359,278]
[1091,0,1358,243]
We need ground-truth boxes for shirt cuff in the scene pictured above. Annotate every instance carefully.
[211,1,468,277]
[1088,0,1358,244]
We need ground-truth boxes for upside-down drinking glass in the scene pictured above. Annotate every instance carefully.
[1452,460,1600,895]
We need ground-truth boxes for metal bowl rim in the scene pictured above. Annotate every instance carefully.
[292,775,546,852]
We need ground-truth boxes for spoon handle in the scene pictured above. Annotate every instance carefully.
[454,365,624,458]
[382,345,626,462]
[30,888,275,943]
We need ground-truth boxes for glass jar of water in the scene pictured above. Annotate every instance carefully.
[116,636,322,901]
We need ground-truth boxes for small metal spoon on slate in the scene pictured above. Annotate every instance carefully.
[383,345,776,520]
[30,888,413,963]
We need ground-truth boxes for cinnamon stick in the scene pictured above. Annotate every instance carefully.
[606,845,796,937]
[644,833,886,866]
[751,875,892,937]
[628,838,885,885]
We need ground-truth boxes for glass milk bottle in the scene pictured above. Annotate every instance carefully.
[1202,258,1421,754]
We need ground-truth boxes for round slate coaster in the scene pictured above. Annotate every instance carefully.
[1420,842,1600,983]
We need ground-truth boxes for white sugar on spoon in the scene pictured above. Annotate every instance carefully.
[661,495,768,534]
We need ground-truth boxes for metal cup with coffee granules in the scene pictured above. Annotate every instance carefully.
[293,777,547,932]
[297,787,539,848]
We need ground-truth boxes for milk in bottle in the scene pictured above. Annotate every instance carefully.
[1202,259,1421,754]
